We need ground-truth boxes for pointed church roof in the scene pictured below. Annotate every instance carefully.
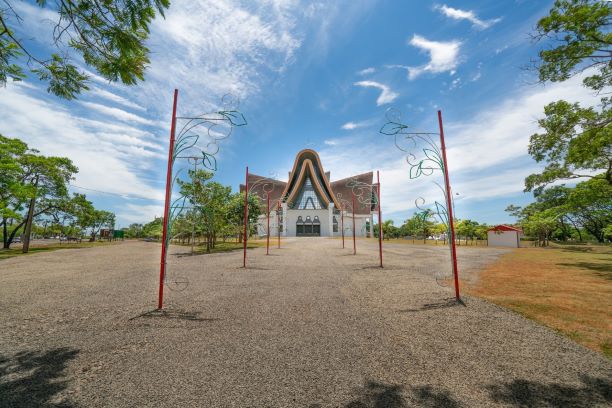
[281,149,341,209]
[242,149,374,215]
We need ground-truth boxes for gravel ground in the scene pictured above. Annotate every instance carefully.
[0,238,610,407]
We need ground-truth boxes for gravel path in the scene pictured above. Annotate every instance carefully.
[0,239,610,407]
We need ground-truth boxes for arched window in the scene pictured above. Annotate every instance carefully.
[296,216,305,235]
[313,216,321,235]
[304,216,313,234]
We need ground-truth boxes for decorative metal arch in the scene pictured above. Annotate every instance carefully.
[158,89,247,309]
[380,108,460,301]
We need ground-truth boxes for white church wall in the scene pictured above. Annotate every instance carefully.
[285,209,330,236]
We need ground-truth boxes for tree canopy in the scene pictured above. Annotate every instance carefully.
[0,0,169,99]
[526,0,611,192]
[0,134,115,250]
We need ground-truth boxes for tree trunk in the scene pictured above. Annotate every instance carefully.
[22,177,39,254]
[2,218,7,249]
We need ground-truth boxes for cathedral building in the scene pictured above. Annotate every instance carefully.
[241,149,376,238]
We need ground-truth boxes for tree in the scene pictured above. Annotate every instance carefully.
[565,177,612,242]
[178,169,233,251]
[507,175,611,243]
[142,217,163,239]
[377,219,399,240]
[401,210,435,243]
[455,219,480,245]
[226,192,261,243]
[86,210,114,241]
[526,0,611,192]
[0,136,78,251]
[522,209,560,247]
[125,223,144,238]
[0,0,170,99]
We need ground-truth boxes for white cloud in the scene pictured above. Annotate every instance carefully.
[449,77,461,90]
[324,139,339,146]
[0,84,165,225]
[142,0,306,111]
[341,118,377,130]
[358,67,376,76]
[341,122,360,130]
[354,80,399,105]
[79,101,158,126]
[89,86,147,112]
[116,204,165,225]
[406,35,462,79]
[435,4,501,29]
[315,72,600,224]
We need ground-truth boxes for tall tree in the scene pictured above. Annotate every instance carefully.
[19,153,78,252]
[526,0,611,192]
[0,0,170,99]
[0,135,78,250]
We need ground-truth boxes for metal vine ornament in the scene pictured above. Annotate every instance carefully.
[380,108,461,301]
[158,89,247,309]
[241,173,286,267]
[345,174,384,267]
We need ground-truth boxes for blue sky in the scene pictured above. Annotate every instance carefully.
[0,1,601,228]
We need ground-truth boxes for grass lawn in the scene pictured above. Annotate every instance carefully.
[174,239,268,255]
[465,243,612,358]
[0,241,117,260]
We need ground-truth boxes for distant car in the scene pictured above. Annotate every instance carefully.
[13,237,21,243]
[144,237,156,242]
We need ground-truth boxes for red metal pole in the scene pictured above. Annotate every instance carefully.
[243,166,248,268]
[377,171,383,268]
[352,191,356,255]
[438,110,460,301]
[158,89,178,310]
[277,201,281,249]
[341,207,345,248]
[266,192,270,255]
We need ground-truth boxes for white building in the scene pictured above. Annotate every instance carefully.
[241,149,376,238]
[487,225,524,248]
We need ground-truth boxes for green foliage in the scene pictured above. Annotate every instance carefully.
[508,176,612,243]
[143,217,163,239]
[525,99,612,192]
[125,223,144,238]
[527,0,612,191]
[0,0,170,99]
[534,0,611,89]
[168,170,262,250]
[374,219,399,239]
[0,134,114,248]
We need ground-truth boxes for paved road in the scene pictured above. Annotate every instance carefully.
[0,239,610,407]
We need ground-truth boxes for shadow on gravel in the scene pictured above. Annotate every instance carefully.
[130,309,221,322]
[487,375,612,407]
[399,298,464,313]
[339,380,461,407]
[0,347,78,408]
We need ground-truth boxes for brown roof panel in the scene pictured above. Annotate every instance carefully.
[330,172,375,214]
[240,173,287,211]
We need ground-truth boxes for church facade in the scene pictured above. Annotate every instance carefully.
[241,149,376,238]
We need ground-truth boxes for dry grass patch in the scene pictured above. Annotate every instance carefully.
[465,244,612,357]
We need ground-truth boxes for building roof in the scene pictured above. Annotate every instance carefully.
[241,149,375,215]
[330,172,376,215]
[487,225,523,232]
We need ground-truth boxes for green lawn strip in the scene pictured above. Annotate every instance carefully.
[0,242,116,260]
